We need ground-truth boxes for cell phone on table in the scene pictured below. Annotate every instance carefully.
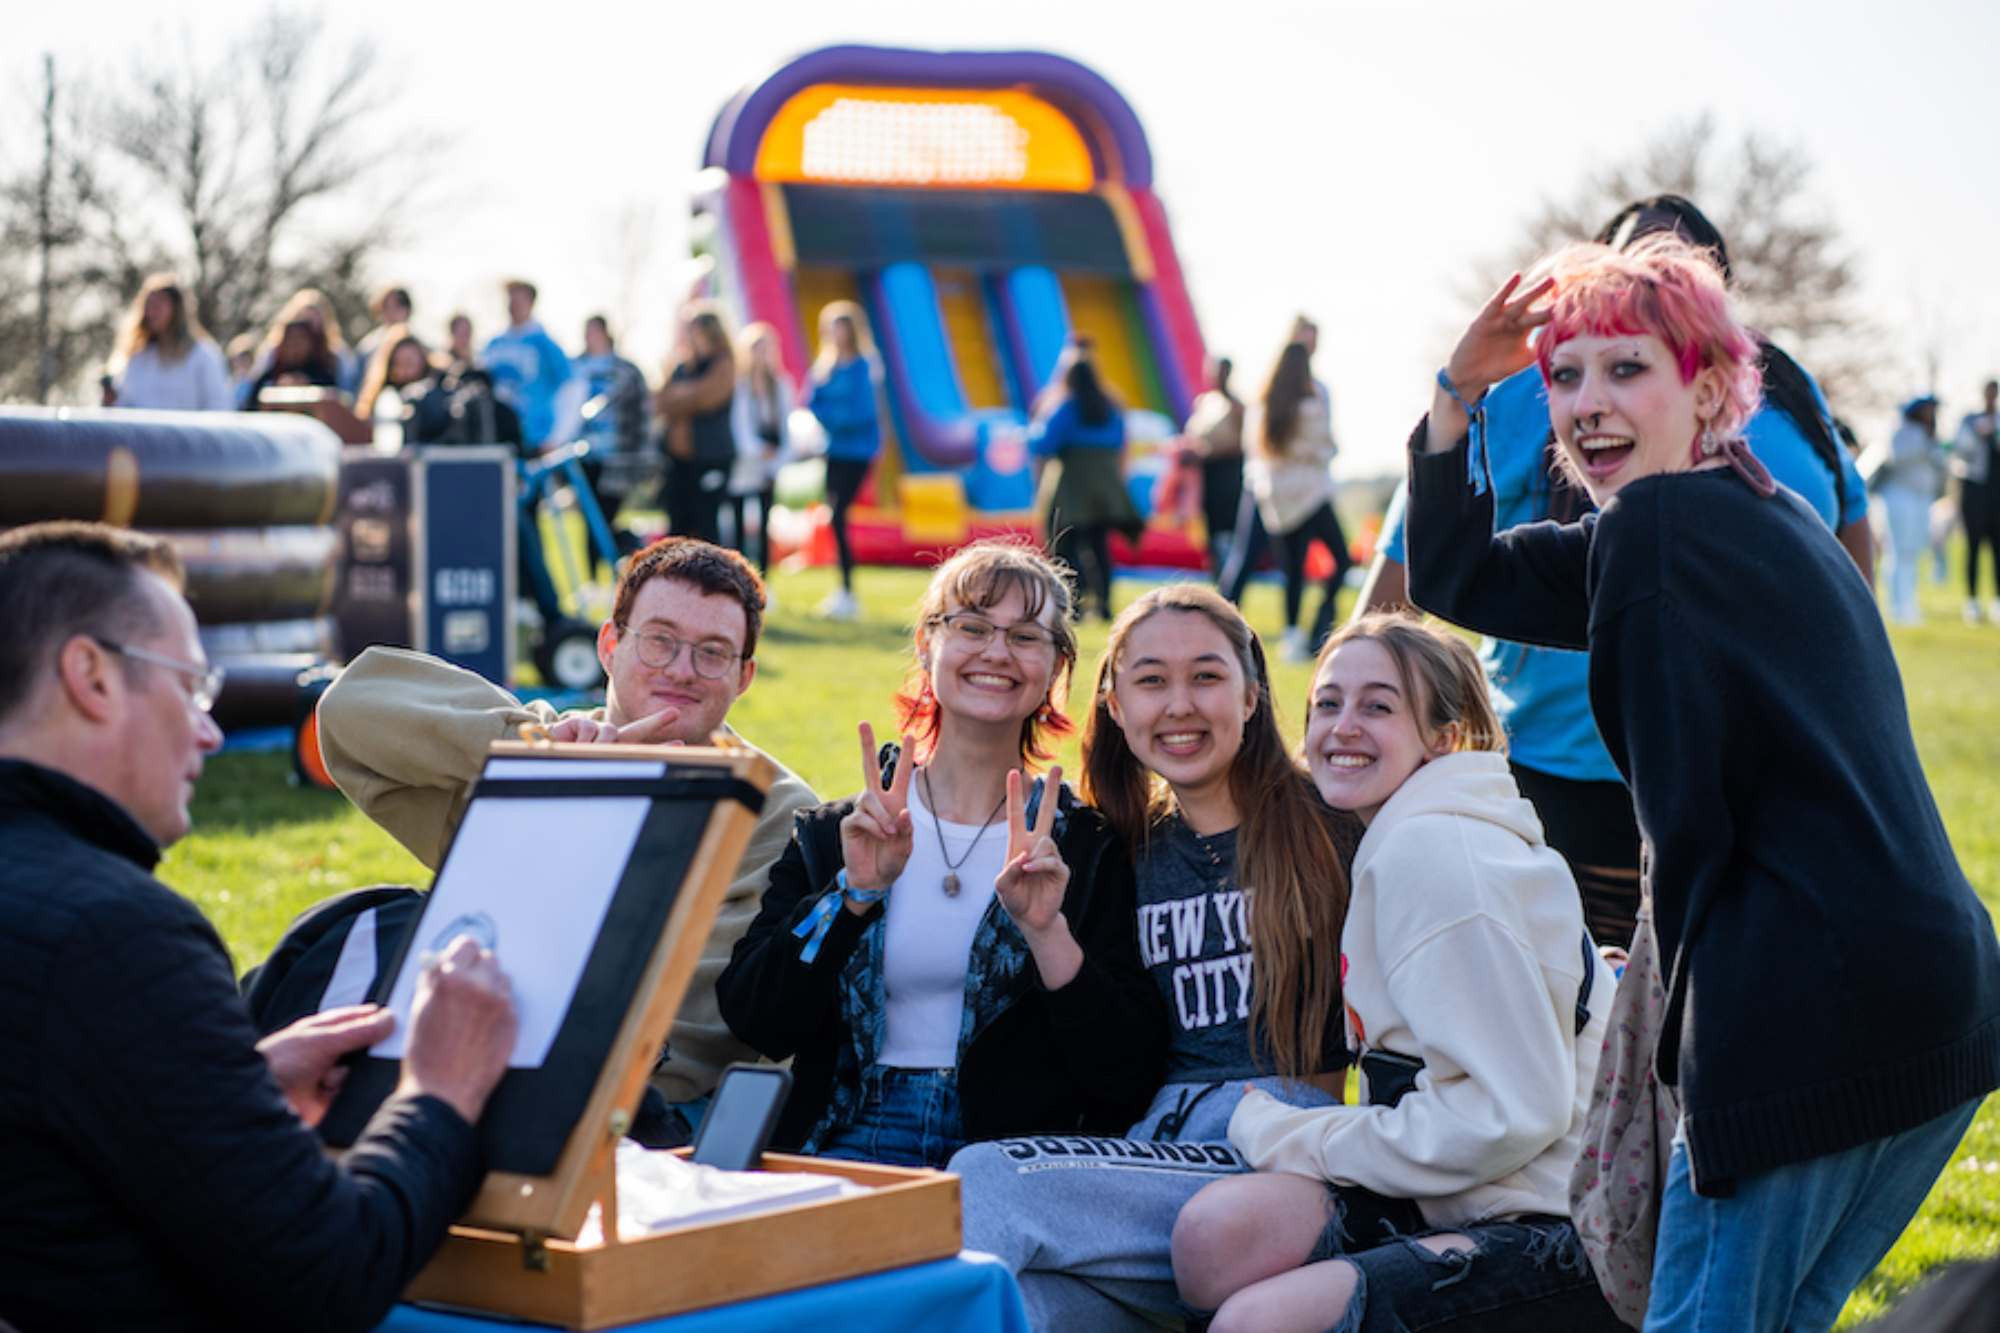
[689,1064,792,1171]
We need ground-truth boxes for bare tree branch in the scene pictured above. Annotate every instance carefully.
[1472,117,1884,412]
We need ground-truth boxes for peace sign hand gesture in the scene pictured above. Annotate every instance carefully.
[996,767,1070,935]
[996,767,1086,988]
[840,722,915,901]
[1444,271,1556,404]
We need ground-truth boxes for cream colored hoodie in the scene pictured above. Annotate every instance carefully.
[316,646,818,1102]
[1229,750,1611,1228]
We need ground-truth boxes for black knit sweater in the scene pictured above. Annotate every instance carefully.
[1405,428,2000,1193]
[0,760,482,1333]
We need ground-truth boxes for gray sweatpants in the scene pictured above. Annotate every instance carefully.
[949,1076,1334,1331]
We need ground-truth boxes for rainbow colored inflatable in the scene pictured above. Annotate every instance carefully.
[695,45,1209,566]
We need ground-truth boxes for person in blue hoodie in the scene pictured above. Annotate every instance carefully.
[1355,195,1871,950]
[807,301,882,620]
[481,279,573,449]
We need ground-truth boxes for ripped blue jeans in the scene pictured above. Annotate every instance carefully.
[1305,1189,1624,1333]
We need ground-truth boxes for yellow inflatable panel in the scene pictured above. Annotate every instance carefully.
[897,472,970,544]
[1059,274,1160,412]
[932,268,1010,409]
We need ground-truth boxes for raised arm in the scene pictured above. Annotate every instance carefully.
[1405,275,1593,649]
[316,647,559,869]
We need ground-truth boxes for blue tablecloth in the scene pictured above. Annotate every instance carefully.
[377,1251,1028,1333]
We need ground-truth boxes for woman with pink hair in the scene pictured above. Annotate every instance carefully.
[1402,236,1999,1329]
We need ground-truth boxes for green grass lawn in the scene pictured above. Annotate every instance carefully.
[165,556,1998,1326]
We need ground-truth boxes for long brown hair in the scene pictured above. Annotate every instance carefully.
[1082,584,1350,1079]
[1257,340,1314,457]
[119,273,211,365]
[1317,615,1507,756]
[264,288,349,356]
[355,325,431,420]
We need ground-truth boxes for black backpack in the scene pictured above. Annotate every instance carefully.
[240,885,692,1147]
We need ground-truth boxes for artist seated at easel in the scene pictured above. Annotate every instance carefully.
[0,521,517,1333]
[718,541,1167,1168]
[314,537,816,1142]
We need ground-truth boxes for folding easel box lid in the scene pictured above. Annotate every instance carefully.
[404,1155,962,1330]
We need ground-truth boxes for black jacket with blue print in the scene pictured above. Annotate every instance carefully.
[717,773,1167,1152]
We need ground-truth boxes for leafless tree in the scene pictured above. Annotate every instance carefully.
[1477,116,1881,411]
[0,5,437,403]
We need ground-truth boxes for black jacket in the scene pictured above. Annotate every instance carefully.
[1405,427,2000,1193]
[717,779,1167,1151]
[0,760,482,1333]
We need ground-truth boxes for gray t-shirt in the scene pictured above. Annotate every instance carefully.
[1134,818,1345,1083]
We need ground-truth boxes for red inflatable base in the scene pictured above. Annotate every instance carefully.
[799,511,1211,572]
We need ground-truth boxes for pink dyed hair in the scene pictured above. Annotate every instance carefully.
[1533,235,1763,440]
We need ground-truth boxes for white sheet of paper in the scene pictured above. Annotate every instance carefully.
[372,792,652,1068]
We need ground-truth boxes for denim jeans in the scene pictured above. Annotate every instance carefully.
[1645,1098,1980,1332]
[812,1066,964,1169]
[1306,1191,1624,1333]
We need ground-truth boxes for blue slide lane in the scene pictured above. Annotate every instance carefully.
[995,266,1071,403]
[867,262,1033,509]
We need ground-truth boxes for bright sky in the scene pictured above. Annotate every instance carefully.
[13,0,2000,475]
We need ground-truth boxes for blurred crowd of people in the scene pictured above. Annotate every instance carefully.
[99,250,1998,638]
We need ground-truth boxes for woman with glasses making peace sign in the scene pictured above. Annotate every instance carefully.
[718,540,1166,1167]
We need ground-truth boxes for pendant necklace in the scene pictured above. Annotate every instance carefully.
[920,768,1008,897]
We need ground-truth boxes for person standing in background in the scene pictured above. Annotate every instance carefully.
[353,286,413,380]
[252,289,359,399]
[1184,356,1246,581]
[1032,346,1139,622]
[729,323,795,578]
[1243,341,1352,662]
[482,279,572,449]
[561,314,652,563]
[1880,395,1944,626]
[106,274,234,412]
[244,318,342,409]
[1220,316,1331,606]
[442,312,477,382]
[657,304,739,547]
[807,301,883,621]
[1952,379,2000,624]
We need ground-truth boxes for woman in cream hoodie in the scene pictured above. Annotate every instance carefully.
[1172,614,1619,1332]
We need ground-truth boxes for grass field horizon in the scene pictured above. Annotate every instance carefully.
[166,556,1999,1327]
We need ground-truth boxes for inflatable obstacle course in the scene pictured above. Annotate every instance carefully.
[0,408,341,731]
[696,45,1209,567]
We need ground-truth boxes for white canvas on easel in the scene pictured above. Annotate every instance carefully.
[372,785,652,1068]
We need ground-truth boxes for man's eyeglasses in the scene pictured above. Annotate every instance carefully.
[95,638,225,713]
[619,625,743,679]
[932,612,1059,656]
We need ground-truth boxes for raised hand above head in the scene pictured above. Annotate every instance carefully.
[840,721,915,896]
[996,766,1069,936]
[1444,271,1557,402]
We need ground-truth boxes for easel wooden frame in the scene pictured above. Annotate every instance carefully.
[438,739,775,1240]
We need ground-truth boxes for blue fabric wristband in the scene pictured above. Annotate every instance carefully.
[791,868,888,963]
[1435,367,1487,420]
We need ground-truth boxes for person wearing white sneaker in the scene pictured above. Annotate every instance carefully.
[818,586,859,621]
[1278,625,1309,663]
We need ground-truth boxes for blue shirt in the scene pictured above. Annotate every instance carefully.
[481,321,573,446]
[1380,363,1865,783]
[809,358,881,461]
[1028,399,1126,458]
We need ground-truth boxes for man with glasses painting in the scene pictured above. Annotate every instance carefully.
[316,536,816,1139]
[0,520,517,1332]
